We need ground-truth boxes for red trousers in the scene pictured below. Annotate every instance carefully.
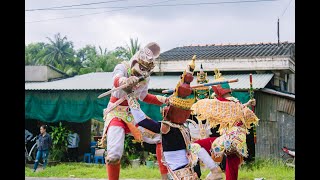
[156,143,168,175]
[195,137,241,180]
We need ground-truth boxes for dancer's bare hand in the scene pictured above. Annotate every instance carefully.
[248,99,256,106]
[126,76,139,85]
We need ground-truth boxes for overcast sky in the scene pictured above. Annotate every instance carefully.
[25,0,295,52]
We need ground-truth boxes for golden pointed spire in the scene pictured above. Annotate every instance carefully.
[188,55,196,72]
[173,55,196,96]
[214,68,222,80]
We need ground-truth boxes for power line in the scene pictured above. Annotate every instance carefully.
[26,0,175,23]
[26,0,130,12]
[27,0,279,12]
[26,0,279,23]
[280,0,293,18]
[26,8,127,23]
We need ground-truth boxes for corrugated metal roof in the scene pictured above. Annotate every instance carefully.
[25,72,273,91]
[260,88,295,100]
[25,72,111,90]
[158,42,295,61]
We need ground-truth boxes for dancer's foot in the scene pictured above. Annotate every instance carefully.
[205,167,223,180]
[161,174,168,180]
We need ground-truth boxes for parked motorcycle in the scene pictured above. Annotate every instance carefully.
[281,146,295,168]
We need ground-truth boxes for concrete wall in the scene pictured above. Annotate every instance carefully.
[25,66,65,82]
[155,57,295,73]
[25,66,48,82]
[47,67,65,80]
[288,74,295,94]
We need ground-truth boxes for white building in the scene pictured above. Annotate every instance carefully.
[155,42,295,94]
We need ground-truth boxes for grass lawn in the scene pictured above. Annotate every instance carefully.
[25,159,294,179]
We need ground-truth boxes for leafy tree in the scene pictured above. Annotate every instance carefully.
[25,34,143,76]
[25,42,48,65]
[42,33,75,68]
[78,46,121,74]
[113,46,130,61]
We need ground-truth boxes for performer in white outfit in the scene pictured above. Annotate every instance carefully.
[101,42,169,180]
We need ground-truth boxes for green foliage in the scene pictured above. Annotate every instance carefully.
[25,163,162,179]
[120,154,131,168]
[25,159,295,179]
[50,122,71,161]
[113,46,130,61]
[146,152,156,161]
[77,44,122,74]
[49,149,65,162]
[43,33,75,68]
[125,37,141,60]
[139,151,147,165]
[124,135,139,156]
[25,34,140,76]
[128,154,140,160]
[25,42,48,65]
[121,135,142,167]
[237,158,295,179]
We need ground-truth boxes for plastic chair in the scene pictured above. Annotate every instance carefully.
[90,141,97,157]
[94,156,105,164]
[83,153,92,163]
[83,142,98,163]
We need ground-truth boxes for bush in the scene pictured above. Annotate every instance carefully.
[121,135,143,167]
[50,122,71,161]
[146,152,156,161]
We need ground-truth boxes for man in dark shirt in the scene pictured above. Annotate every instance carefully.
[33,125,52,172]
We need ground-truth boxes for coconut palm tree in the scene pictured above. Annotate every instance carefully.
[42,33,75,68]
[125,38,141,60]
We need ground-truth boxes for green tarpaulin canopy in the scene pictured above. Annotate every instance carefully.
[25,90,250,123]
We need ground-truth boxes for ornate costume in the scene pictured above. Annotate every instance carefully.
[189,64,213,142]
[188,65,224,178]
[128,56,204,179]
[102,42,168,180]
[190,70,259,180]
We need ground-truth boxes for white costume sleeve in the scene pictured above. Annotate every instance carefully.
[190,143,218,170]
[110,64,129,98]
[198,148,218,169]
[130,108,147,124]
[112,64,128,85]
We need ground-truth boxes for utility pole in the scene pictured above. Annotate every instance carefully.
[277,18,280,47]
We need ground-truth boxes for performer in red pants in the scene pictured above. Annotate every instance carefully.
[128,56,223,180]
[100,42,169,180]
[190,69,258,180]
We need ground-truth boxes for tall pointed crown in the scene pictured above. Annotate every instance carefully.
[197,63,209,84]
